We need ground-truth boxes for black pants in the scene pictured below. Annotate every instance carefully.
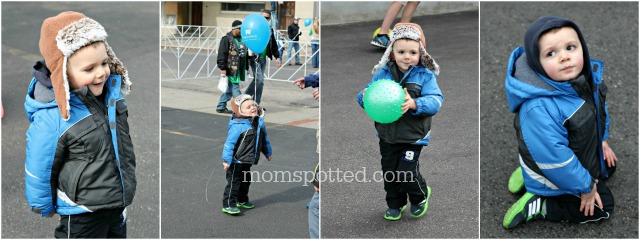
[222,163,252,208]
[54,208,126,238]
[545,180,614,223]
[379,140,429,209]
[605,164,616,180]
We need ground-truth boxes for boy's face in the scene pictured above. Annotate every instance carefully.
[240,100,257,117]
[392,39,420,74]
[67,42,110,96]
[538,27,584,81]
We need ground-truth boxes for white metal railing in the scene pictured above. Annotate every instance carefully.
[161,25,319,82]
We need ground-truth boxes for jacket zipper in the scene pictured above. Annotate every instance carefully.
[392,67,415,143]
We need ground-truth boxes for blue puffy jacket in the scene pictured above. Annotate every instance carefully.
[24,69,136,217]
[222,111,272,165]
[505,47,610,197]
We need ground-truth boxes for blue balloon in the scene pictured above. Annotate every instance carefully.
[241,14,271,53]
[304,18,312,27]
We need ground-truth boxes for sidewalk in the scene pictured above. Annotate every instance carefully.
[161,74,319,129]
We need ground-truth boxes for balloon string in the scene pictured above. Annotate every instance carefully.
[205,159,217,204]
[254,57,261,101]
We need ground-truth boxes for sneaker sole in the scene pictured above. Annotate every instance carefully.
[370,41,387,49]
[236,204,255,209]
[384,205,406,221]
[508,167,525,194]
[502,192,534,228]
[411,186,431,218]
[221,208,240,215]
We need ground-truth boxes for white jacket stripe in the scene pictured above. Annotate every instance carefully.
[520,155,559,190]
[537,156,574,169]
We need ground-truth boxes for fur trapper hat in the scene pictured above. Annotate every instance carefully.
[372,23,440,75]
[39,11,131,121]
[232,94,263,118]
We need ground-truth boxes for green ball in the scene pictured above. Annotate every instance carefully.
[363,79,405,124]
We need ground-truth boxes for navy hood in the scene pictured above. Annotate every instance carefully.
[25,60,59,122]
[32,60,52,88]
[524,16,591,81]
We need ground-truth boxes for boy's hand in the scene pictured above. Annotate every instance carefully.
[267,156,272,161]
[313,88,319,101]
[602,141,618,167]
[223,162,230,170]
[292,77,306,89]
[580,181,603,216]
[401,88,417,114]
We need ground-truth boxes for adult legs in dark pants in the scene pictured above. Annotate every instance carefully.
[545,180,614,223]
[246,58,266,104]
[379,140,429,209]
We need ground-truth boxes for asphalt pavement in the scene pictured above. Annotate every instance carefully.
[480,2,638,238]
[1,2,160,238]
[321,10,479,238]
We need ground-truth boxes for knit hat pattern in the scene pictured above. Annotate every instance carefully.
[39,11,131,121]
[372,23,439,76]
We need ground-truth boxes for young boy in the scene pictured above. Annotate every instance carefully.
[221,94,272,215]
[25,12,135,238]
[503,16,614,228]
[357,23,443,221]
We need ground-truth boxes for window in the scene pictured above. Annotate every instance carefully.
[221,3,263,12]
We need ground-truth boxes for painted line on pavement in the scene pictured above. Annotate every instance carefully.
[286,118,318,126]
[162,129,216,142]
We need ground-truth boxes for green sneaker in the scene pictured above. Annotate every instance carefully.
[410,186,431,218]
[236,202,255,209]
[383,205,407,221]
[503,192,545,229]
[221,207,241,215]
[508,166,525,194]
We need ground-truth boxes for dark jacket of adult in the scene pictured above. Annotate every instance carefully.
[264,29,281,60]
[288,22,301,42]
[217,31,249,79]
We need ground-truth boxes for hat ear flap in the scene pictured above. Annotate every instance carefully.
[50,56,71,121]
[420,46,440,76]
[104,41,131,95]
